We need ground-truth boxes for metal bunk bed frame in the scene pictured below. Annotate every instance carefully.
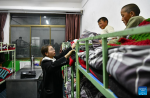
[0,42,16,85]
[75,25,150,98]
[61,42,75,98]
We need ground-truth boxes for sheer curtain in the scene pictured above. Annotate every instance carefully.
[65,14,80,41]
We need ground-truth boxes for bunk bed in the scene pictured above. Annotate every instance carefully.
[0,42,16,85]
[61,42,75,98]
[75,25,150,98]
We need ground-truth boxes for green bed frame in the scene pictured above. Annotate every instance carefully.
[75,25,150,98]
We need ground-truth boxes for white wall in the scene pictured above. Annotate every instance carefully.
[3,13,10,44]
[81,0,150,34]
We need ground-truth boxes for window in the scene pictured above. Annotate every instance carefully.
[41,15,65,25]
[11,14,40,25]
[11,27,30,58]
[10,14,66,59]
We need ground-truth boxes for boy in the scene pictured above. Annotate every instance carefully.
[98,17,115,43]
[121,3,145,29]
[40,44,75,98]
[98,17,114,35]
[108,3,145,44]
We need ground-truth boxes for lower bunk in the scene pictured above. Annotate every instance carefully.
[64,60,146,98]
[78,64,147,98]
[64,45,150,98]
[0,67,14,98]
[75,45,150,98]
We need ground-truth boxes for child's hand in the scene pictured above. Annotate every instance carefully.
[65,50,75,58]
[71,40,77,49]
[99,40,102,44]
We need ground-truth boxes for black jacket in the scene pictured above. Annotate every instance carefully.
[40,47,72,98]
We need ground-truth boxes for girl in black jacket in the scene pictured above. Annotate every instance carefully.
[40,44,75,98]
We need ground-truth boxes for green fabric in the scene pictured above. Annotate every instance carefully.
[128,18,150,41]
[107,45,112,48]
[129,33,150,41]
[146,18,150,22]
[126,16,145,29]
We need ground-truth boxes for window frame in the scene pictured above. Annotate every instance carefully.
[10,14,66,60]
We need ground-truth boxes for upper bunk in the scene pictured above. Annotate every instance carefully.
[75,25,150,98]
[0,42,16,85]
[0,42,15,52]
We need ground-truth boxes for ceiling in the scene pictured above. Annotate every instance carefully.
[0,0,83,3]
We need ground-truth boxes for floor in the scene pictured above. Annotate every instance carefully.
[0,89,6,98]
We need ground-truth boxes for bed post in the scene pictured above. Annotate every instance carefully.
[102,37,108,88]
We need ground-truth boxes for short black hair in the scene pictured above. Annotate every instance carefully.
[41,45,51,57]
[122,3,140,16]
[97,17,108,24]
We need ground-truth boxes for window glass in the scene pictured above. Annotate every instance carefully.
[11,14,40,25]
[11,27,30,58]
[41,15,65,25]
[10,14,66,59]
[51,27,65,56]
[31,27,50,57]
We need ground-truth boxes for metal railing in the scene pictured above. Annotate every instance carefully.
[75,25,150,98]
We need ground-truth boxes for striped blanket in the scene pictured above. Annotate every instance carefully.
[78,46,103,70]
[78,45,150,97]
[107,45,150,97]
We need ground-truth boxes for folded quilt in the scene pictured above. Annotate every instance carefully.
[107,45,150,97]
[80,29,101,48]
[78,47,103,70]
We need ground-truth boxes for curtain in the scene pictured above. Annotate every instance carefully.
[65,14,80,41]
[0,13,7,42]
[0,13,7,64]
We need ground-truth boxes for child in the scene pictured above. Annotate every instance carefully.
[97,17,115,43]
[121,3,145,29]
[98,17,114,35]
[40,44,75,98]
[108,3,145,44]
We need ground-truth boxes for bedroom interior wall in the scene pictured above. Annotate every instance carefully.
[81,0,150,34]
[3,13,10,44]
